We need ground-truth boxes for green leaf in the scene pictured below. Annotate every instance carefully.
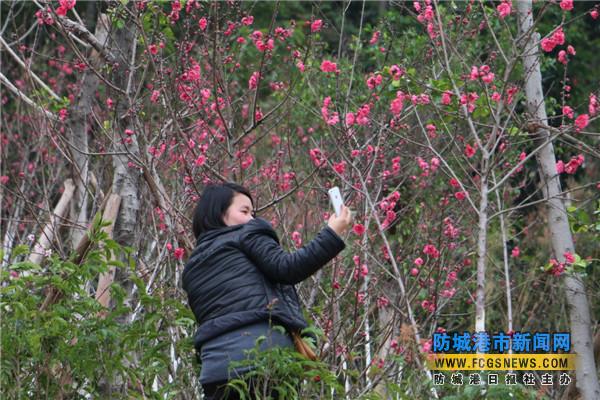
[11,245,30,258]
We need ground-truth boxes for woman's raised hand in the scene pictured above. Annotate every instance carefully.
[327,205,353,236]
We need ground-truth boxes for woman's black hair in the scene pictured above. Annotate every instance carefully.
[192,182,254,239]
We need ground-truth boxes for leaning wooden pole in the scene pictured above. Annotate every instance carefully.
[29,179,75,266]
[516,2,600,399]
[94,194,122,312]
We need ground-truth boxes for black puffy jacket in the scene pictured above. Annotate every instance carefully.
[182,217,346,352]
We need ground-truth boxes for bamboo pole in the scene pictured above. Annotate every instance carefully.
[94,194,122,311]
[29,179,75,266]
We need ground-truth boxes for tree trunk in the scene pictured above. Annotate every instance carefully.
[516,2,600,399]
[66,14,109,248]
[98,11,141,397]
[475,170,489,333]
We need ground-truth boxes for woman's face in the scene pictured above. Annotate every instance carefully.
[223,193,254,226]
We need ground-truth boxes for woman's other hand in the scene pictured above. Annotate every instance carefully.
[327,206,353,236]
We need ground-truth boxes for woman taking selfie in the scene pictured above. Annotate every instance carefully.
[182,182,352,399]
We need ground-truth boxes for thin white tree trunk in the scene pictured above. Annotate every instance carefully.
[492,172,513,341]
[475,170,489,334]
[517,2,600,398]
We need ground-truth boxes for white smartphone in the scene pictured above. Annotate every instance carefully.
[328,186,344,217]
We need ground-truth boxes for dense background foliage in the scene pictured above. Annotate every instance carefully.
[1,1,599,398]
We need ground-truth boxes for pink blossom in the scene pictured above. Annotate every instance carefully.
[311,19,323,33]
[0,176,8,185]
[449,178,460,188]
[291,231,302,248]
[574,114,589,131]
[562,105,574,119]
[465,143,476,158]
[174,247,185,260]
[416,157,429,176]
[592,10,599,20]
[241,154,254,170]
[454,191,467,201]
[511,246,520,258]
[497,1,512,19]
[556,160,565,174]
[567,45,576,55]
[369,31,381,45]
[251,30,263,41]
[353,223,366,236]
[481,72,495,84]
[356,291,366,304]
[296,61,305,72]
[469,66,479,81]
[441,91,453,105]
[241,16,254,26]
[564,251,575,264]
[460,92,479,113]
[56,0,76,16]
[558,50,568,65]
[541,37,557,52]
[410,93,430,106]
[414,257,424,266]
[345,112,355,126]
[423,244,440,258]
[410,268,419,276]
[309,148,326,167]
[366,74,383,90]
[560,0,573,11]
[390,97,404,116]
[506,86,519,104]
[333,161,346,174]
[426,124,437,139]
[389,65,404,80]
[195,155,206,166]
[325,112,339,126]
[59,108,68,121]
[198,17,207,30]
[491,92,502,102]
[549,259,565,276]
[564,155,584,174]
[321,97,339,125]
[320,60,339,73]
[182,63,201,82]
[376,296,389,308]
[589,94,598,116]
[423,6,434,21]
[35,8,54,25]
[248,71,260,89]
[355,104,370,125]
[553,27,565,45]
[430,157,440,172]
[149,89,161,103]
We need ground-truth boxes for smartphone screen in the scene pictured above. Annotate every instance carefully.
[328,187,344,216]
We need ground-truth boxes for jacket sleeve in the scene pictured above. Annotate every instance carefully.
[239,217,346,285]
